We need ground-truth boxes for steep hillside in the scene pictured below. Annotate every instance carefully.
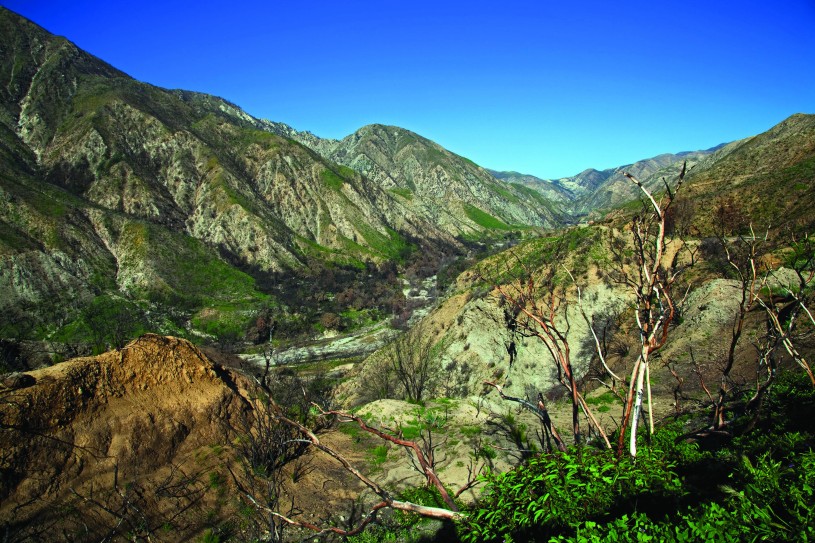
[0,8,452,268]
[489,169,576,204]
[0,8,463,345]
[680,113,815,232]
[271,122,571,233]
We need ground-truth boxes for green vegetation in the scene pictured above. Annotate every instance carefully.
[338,165,358,179]
[462,204,512,230]
[320,168,346,190]
[340,308,382,331]
[346,486,461,543]
[140,225,265,308]
[511,183,561,215]
[211,176,261,215]
[488,183,521,204]
[51,294,150,353]
[477,225,603,287]
[460,371,815,542]
[190,303,254,342]
[0,221,39,254]
[338,371,814,543]
[585,391,616,413]
[370,444,389,466]
[357,225,413,262]
[47,221,269,347]
[388,187,414,200]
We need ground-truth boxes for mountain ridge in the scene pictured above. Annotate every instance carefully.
[2,5,813,356]
[263,121,571,231]
[490,143,727,217]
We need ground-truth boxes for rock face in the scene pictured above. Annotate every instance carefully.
[0,8,462,334]
[343,271,631,406]
[278,123,570,233]
[0,334,254,540]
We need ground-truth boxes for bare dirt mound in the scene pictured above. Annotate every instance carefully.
[0,334,254,541]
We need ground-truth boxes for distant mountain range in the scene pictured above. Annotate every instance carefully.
[489,145,726,216]
[1,5,813,345]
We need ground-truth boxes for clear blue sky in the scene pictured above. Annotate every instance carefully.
[2,0,814,178]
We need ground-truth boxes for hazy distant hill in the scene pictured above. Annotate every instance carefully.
[491,147,724,217]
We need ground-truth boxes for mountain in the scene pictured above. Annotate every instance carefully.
[267,122,570,233]
[0,8,479,343]
[489,169,576,204]
[0,8,457,269]
[491,147,721,217]
[674,113,815,232]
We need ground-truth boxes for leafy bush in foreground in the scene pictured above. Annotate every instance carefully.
[459,370,815,543]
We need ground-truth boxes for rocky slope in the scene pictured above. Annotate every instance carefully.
[268,122,570,233]
[0,8,464,342]
[678,112,815,232]
[0,8,454,269]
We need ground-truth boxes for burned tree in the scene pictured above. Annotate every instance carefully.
[608,164,690,457]
[385,321,443,403]
[478,238,611,449]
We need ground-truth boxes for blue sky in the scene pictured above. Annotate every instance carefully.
[3,1,814,178]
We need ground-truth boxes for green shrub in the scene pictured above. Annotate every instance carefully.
[459,370,815,542]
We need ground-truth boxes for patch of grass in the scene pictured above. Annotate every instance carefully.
[320,168,345,190]
[339,422,363,442]
[585,391,617,406]
[211,176,260,214]
[370,445,389,466]
[463,204,512,230]
[0,221,39,253]
[340,308,382,330]
[388,187,413,200]
[139,225,265,306]
[488,183,521,204]
[208,471,225,490]
[191,304,253,341]
[199,528,220,543]
[400,423,422,441]
[357,225,413,262]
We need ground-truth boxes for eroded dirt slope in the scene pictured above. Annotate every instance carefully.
[0,334,256,541]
